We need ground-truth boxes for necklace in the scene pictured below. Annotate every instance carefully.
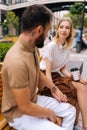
[58,43,66,52]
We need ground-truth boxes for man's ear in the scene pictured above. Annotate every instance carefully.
[36,25,43,35]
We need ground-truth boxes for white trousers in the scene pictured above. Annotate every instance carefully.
[9,95,76,130]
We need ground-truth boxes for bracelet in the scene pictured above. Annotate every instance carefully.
[51,86,57,93]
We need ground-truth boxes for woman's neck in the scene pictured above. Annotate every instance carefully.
[58,38,66,46]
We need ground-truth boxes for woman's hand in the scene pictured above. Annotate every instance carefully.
[51,86,68,102]
[80,78,87,85]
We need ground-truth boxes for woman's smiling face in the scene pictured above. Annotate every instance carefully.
[57,20,71,40]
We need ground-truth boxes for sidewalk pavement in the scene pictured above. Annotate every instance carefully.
[70,49,87,79]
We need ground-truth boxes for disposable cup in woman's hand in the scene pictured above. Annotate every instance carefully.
[70,67,80,81]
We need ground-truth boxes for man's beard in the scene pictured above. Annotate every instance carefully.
[35,33,44,48]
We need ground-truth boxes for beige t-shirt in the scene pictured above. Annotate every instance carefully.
[40,40,70,72]
[1,36,40,122]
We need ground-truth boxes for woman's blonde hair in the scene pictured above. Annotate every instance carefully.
[55,17,74,48]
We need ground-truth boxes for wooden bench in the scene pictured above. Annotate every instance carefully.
[0,72,15,130]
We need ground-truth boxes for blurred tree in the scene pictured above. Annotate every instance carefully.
[84,17,87,28]
[65,2,84,29]
[3,11,19,36]
[70,2,84,15]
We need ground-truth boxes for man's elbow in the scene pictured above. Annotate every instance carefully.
[18,102,31,114]
[18,105,27,114]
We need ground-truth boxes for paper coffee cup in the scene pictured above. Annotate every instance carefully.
[70,67,80,81]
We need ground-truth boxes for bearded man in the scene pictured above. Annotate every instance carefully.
[1,4,76,130]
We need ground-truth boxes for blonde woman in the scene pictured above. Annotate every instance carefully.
[40,17,87,130]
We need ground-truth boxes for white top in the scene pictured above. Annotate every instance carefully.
[40,40,70,72]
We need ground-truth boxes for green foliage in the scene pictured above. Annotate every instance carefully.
[0,42,13,62]
[65,2,86,29]
[66,13,83,28]
[3,11,19,29]
[70,2,84,15]
[84,17,87,28]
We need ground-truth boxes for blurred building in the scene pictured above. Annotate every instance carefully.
[0,0,86,37]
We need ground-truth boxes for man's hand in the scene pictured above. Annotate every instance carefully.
[47,109,57,123]
[51,86,68,102]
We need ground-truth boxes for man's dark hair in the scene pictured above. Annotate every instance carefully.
[21,4,53,32]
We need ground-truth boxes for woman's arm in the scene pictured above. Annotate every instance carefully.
[60,65,72,78]
[38,71,67,102]
[45,57,53,81]
[39,58,67,102]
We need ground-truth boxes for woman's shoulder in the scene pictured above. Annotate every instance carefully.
[47,40,56,48]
